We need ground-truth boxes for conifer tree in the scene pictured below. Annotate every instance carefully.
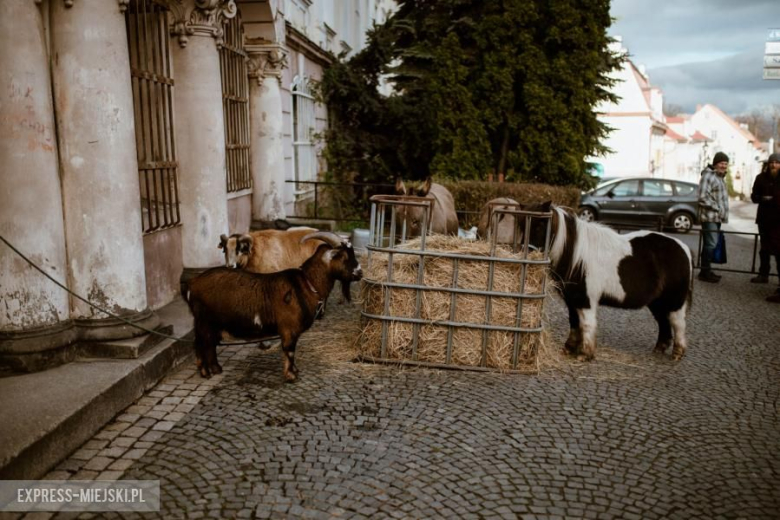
[319,0,622,187]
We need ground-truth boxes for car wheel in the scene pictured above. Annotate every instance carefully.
[578,206,597,222]
[670,212,693,233]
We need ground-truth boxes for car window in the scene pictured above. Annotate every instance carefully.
[674,183,697,196]
[609,180,640,197]
[643,180,674,197]
[592,183,617,196]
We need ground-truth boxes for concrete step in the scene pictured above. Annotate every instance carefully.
[78,325,174,359]
[0,298,194,480]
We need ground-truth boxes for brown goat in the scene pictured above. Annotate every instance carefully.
[185,232,363,381]
[219,227,353,306]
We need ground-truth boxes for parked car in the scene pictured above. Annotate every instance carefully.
[578,177,699,233]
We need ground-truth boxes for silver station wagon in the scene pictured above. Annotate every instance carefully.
[578,177,700,233]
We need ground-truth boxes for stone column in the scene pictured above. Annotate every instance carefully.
[50,0,157,339]
[169,0,235,269]
[247,43,288,221]
[0,0,76,370]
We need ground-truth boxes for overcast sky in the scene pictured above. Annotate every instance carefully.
[609,0,780,115]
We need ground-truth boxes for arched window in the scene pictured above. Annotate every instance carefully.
[292,74,316,191]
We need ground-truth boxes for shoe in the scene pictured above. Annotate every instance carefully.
[750,275,769,283]
[698,271,720,283]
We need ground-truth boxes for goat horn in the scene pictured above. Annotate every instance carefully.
[301,231,345,248]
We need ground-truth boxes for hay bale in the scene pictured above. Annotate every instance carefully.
[358,236,550,371]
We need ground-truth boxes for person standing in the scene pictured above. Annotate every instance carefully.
[697,152,730,283]
[750,153,780,284]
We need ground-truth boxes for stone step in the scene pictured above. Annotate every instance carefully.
[78,325,175,360]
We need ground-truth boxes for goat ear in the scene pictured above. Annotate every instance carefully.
[239,234,253,254]
[395,178,406,195]
[218,234,228,250]
[419,177,432,196]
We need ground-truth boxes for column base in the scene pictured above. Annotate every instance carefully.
[74,308,159,342]
[0,309,161,374]
[0,321,78,373]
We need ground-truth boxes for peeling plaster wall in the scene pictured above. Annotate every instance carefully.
[142,227,183,311]
[171,35,229,268]
[50,0,149,319]
[0,0,70,332]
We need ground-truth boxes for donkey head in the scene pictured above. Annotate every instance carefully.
[395,177,433,237]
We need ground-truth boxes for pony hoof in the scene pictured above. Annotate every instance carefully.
[199,367,211,378]
[210,363,223,375]
[283,371,297,383]
[653,342,670,355]
[576,353,595,362]
[671,350,685,361]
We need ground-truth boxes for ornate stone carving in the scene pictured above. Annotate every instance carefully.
[246,43,289,86]
[168,0,237,48]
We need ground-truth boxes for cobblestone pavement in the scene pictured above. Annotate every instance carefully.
[16,233,780,520]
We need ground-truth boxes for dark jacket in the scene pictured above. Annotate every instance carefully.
[750,170,780,226]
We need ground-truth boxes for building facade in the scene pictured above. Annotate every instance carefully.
[588,39,667,179]
[0,0,393,371]
[591,39,766,193]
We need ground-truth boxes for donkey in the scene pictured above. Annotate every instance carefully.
[394,177,458,236]
[531,202,693,361]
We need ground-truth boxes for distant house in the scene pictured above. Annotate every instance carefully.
[688,104,766,195]
[588,38,667,179]
[591,39,766,196]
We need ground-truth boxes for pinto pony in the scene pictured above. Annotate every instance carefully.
[533,202,693,361]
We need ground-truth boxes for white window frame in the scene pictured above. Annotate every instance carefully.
[291,74,317,196]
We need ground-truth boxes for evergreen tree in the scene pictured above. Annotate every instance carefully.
[319,0,622,188]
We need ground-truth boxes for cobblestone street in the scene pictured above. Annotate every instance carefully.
[16,234,780,520]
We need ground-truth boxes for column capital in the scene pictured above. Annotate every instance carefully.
[168,0,237,48]
[246,43,288,86]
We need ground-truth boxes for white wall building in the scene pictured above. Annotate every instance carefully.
[591,39,767,195]
[688,104,766,196]
[588,38,667,179]
[0,0,394,372]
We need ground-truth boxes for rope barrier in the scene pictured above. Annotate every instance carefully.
[0,234,272,347]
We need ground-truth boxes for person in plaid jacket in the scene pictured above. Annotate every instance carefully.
[697,152,730,283]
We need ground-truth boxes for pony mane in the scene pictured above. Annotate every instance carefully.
[550,206,632,280]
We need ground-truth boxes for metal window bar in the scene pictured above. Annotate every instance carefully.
[362,196,552,371]
[292,75,317,192]
[219,14,251,192]
[125,0,180,234]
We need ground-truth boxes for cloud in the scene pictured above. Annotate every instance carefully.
[610,0,780,114]
[648,46,779,114]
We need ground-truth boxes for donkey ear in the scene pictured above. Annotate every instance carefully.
[238,234,253,254]
[395,178,406,195]
[419,177,432,196]
[218,234,228,250]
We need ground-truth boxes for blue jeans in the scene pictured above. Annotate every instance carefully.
[701,222,721,271]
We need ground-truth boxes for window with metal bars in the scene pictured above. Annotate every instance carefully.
[219,14,252,192]
[292,74,317,192]
[125,0,181,234]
